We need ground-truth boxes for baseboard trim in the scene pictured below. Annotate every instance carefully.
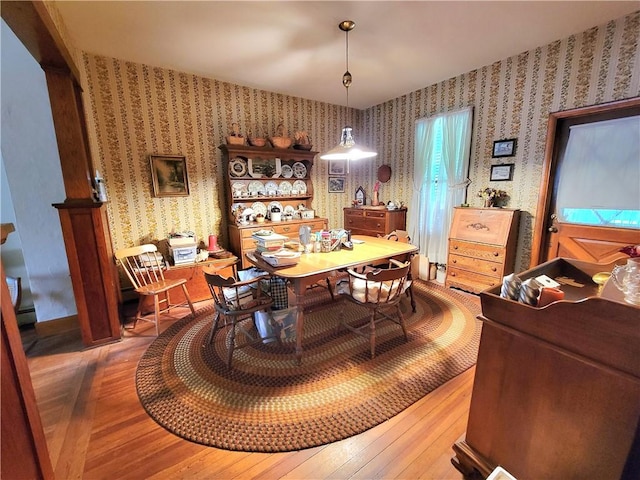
[35,314,79,337]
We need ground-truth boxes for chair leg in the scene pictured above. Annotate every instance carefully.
[408,285,416,312]
[126,296,145,330]
[208,312,222,344]
[396,304,408,341]
[153,294,161,336]
[369,312,377,359]
[227,321,236,369]
[335,298,346,334]
[181,284,196,316]
[326,278,335,300]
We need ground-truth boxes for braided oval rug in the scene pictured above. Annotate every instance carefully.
[136,280,481,452]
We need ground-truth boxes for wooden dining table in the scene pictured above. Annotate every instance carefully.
[246,235,418,364]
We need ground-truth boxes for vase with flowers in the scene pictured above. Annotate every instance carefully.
[478,187,508,208]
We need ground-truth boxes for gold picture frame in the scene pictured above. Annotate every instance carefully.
[150,154,189,197]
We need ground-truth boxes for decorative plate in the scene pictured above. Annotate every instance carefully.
[251,202,267,217]
[248,180,264,194]
[281,164,294,179]
[268,201,283,213]
[278,181,292,193]
[232,182,247,192]
[293,180,307,194]
[264,181,278,192]
[229,157,247,177]
[283,205,296,216]
[292,162,307,178]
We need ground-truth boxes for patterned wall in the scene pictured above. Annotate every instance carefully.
[83,11,639,272]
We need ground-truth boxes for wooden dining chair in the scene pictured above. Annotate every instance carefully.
[204,270,280,368]
[115,244,196,335]
[336,259,411,359]
[383,230,416,312]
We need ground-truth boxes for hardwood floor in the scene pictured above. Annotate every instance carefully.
[25,300,474,480]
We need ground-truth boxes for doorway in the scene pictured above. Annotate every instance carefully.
[531,97,640,267]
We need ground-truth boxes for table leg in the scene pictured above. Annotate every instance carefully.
[292,281,305,365]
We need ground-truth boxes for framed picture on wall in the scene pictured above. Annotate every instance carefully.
[492,138,517,158]
[490,163,514,181]
[329,160,346,175]
[328,177,345,193]
[150,154,190,197]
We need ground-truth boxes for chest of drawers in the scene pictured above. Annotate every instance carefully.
[343,207,407,237]
[446,207,520,294]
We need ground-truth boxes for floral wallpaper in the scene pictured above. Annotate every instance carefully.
[82,11,639,272]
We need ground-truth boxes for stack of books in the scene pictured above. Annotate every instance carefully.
[252,231,288,253]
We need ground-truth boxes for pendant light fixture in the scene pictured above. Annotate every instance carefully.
[320,20,377,163]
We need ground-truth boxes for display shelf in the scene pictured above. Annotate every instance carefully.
[220,144,327,268]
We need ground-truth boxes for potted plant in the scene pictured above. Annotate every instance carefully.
[478,187,508,207]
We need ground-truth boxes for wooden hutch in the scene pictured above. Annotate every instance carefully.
[219,144,328,269]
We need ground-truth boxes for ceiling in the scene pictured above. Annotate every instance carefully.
[55,1,639,110]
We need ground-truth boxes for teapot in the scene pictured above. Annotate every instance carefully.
[611,257,640,305]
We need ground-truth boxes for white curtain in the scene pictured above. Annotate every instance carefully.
[408,107,472,265]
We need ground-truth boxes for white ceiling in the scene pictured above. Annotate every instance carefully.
[55,1,639,109]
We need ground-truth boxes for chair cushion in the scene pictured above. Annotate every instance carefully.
[223,286,253,309]
[337,277,401,304]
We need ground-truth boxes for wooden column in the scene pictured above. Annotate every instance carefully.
[44,65,121,346]
[53,202,121,346]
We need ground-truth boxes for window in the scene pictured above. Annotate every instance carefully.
[556,116,640,229]
[408,107,473,265]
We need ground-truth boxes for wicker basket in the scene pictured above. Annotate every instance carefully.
[226,135,245,146]
[248,137,267,147]
[269,136,292,149]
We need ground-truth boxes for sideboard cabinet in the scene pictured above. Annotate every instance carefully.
[452,258,640,480]
[343,207,407,237]
[219,144,328,268]
[445,207,520,293]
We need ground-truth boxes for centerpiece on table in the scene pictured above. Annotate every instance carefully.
[478,187,508,208]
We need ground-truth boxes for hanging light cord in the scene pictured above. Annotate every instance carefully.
[344,28,351,109]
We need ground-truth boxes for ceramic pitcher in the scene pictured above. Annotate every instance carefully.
[611,257,640,305]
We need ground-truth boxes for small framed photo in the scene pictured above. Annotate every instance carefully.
[328,177,345,193]
[329,160,346,175]
[492,138,517,158]
[150,154,190,197]
[490,163,514,181]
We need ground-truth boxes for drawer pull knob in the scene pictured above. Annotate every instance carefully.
[493,252,499,256]
[283,227,291,232]
[452,259,457,263]
[454,245,458,250]
[451,272,456,277]
[492,267,497,272]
